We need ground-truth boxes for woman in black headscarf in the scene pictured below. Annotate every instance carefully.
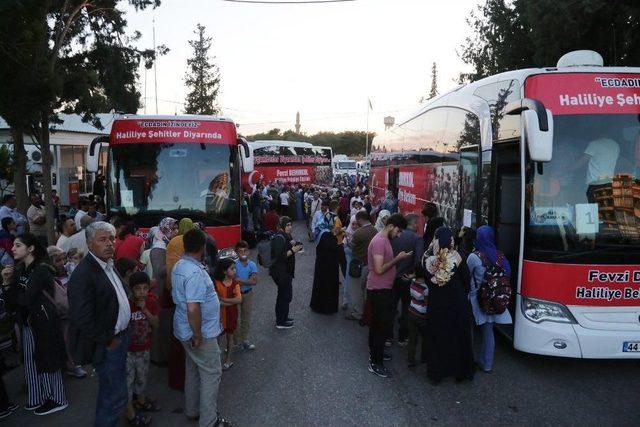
[422,226,475,384]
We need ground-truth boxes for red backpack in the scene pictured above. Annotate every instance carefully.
[473,251,512,315]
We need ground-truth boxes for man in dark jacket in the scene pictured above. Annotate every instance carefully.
[422,202,445,249]
[68,221,131,427]
[269,216,302,329]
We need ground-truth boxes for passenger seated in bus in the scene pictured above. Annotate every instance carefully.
[573,137,620,185]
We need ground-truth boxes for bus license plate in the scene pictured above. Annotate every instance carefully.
[623,341,640,352]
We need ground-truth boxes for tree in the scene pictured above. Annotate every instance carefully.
[0,0,164,244]
[429,62,439,99]
[420,62,439,103]
[459,0,640,82]
[184,24,220,115]
[0,146,13,197]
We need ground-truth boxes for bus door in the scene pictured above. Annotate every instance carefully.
[490,140,522,331]
[388,167,399,198]
[459,145,480,227]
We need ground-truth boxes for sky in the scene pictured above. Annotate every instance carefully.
[123,0,480,135]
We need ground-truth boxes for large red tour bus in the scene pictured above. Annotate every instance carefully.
[86,115,252,251]
[242,140,333,192]
[371,51,640,358]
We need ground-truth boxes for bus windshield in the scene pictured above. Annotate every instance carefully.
[108,142,240,227]
[337,161,356,170]
[526,113,640,264]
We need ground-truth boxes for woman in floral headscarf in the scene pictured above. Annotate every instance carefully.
[149,217,177,365]
[422,226,474,384]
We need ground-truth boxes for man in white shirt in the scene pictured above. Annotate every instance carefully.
[279,188,290,215]
[0,195,27,236]
[74,198,90,230]
[582,138,620,184]
[26,193,47,246]
[68,221,131,427]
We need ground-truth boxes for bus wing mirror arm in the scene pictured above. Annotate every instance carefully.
[86,135,109,173]
[238,137,250,158]
[505,98,548,131]
[238,137,254,173]
[506,98,553,163]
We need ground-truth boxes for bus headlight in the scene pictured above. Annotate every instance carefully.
[521,297,577,324]
[218,247,237,260]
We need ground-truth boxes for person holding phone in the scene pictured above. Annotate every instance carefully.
[270,217,302,329]
[366,214,412,378]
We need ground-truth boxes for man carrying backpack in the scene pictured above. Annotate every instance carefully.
[269,217,302,329]
[466,225,512,373]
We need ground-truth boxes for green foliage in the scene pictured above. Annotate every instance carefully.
[420,62,439,103]
[245,129,376,156]
[459,0,640,82]
[0,145,13,195]
[184,24,220,115]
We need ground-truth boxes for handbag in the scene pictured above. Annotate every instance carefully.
[42,280,69,320]
[348,258,362,278]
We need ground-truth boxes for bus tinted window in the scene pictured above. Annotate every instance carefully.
[444,108,481,151]
[474,80,521,141]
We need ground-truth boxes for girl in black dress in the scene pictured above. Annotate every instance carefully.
[309,212,340,314]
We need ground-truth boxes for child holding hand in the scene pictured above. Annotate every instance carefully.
[214,258,242,370]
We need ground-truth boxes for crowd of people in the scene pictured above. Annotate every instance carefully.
[247,175,512,383]
[0,191,256,426]
[0,172,513,425]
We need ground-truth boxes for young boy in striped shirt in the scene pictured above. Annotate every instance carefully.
[407,274,428,368]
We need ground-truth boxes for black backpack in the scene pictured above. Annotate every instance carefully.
[473,251,512,315]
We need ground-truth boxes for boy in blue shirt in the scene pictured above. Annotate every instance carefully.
[234,240,258,350]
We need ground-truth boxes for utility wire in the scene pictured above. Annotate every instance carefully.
[222,0,355,4]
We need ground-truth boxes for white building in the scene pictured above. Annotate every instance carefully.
[0,113,114,205]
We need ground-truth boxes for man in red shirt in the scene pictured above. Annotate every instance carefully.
[263,203,280,232]
[114,219,144,261]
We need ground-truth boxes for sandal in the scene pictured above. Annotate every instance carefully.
[126,412,151,426]
[214,417,233,427]
[135,398,161,412]
[222,361,234,371]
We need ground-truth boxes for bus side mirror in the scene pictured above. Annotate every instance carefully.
[506,98,553,162]
[86,136,109,173]
[238,138,254,172]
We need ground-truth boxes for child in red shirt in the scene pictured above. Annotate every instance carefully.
[126,272,160,425]
[214,258,242,371]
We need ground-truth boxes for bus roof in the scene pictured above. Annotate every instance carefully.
[248,140,313,148]
[399,65,640,128]
[113,114,235,123]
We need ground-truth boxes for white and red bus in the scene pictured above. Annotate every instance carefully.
[242,140,333,192]
[86,115,252,250]
[372,50,640,358]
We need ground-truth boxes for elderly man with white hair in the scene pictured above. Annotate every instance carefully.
[68,221,131,427]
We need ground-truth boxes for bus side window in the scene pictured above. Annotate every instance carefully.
[460,147,479,228]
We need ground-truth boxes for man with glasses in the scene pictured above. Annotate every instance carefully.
[269,217,302,329]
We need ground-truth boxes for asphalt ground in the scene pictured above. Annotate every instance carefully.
[3,221,640,426]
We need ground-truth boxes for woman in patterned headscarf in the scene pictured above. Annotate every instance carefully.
[421,226,475,384]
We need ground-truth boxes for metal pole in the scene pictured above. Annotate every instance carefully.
[365,99,369,160]
[153,17,159,114]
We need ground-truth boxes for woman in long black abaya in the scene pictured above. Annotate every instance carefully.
[309,215,340,314]
[422,226,475,384]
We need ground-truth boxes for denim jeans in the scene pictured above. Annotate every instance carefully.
[392,277,411,341]
[94,332,129,427]
[342,246,353,306]
[272,274,293,325]
[477,322,495,371]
